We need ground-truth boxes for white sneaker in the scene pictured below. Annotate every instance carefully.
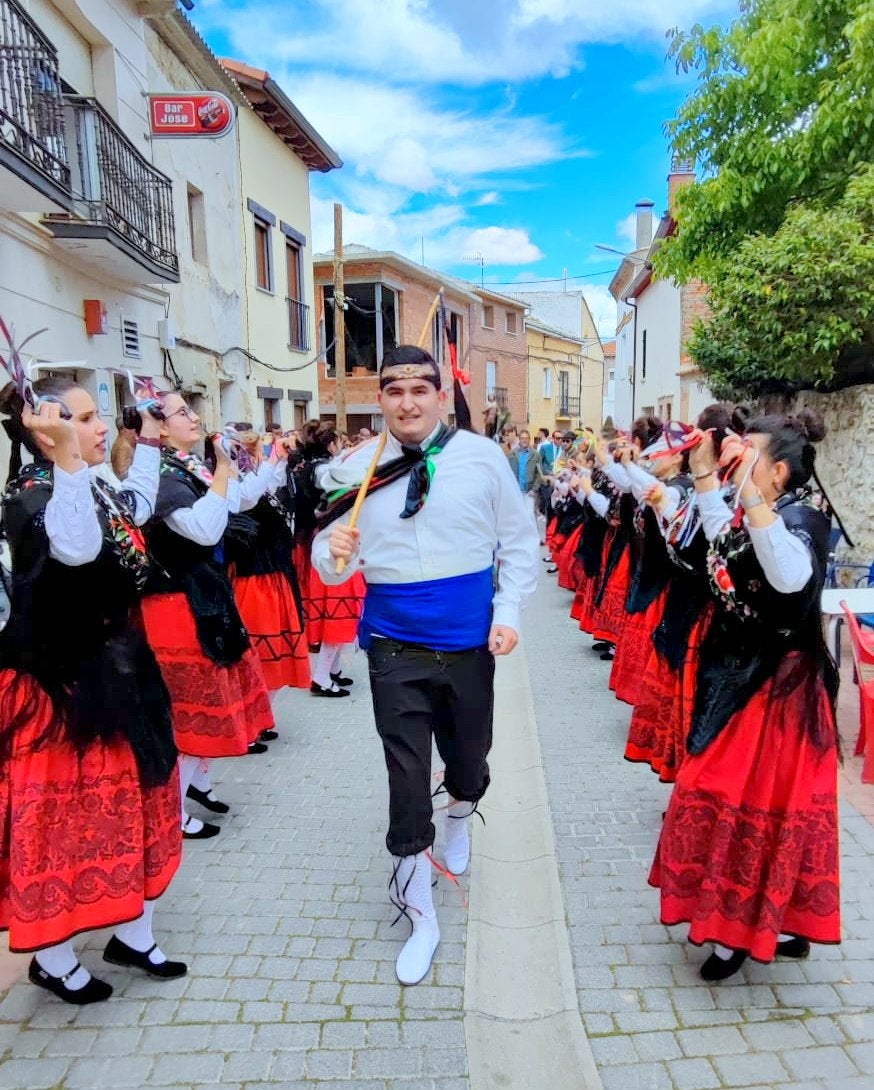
[444,800,472,876]
[391,852,440,985]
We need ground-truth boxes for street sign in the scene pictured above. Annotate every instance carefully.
[148,93,235,139]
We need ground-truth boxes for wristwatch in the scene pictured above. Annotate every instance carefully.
[740,488,765,511]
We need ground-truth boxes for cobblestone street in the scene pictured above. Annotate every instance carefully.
[2,568,874,1089]
[531,568,874,1090]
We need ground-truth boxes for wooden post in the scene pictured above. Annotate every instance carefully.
[333,202,347,434]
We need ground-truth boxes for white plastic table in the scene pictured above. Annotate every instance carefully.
[821,588,874,665]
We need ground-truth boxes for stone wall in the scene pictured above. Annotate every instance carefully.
[791,384,874,564]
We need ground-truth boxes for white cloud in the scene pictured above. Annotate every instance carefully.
[581,284,618,338]
[476,191,502,206]
[283,74,575,195]
[616,213,639,249]
[200,0,735,87]
[429,226,544,266]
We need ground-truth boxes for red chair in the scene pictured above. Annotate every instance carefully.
[840,601,874,781]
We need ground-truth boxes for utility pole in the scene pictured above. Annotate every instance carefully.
[333,202,347,434]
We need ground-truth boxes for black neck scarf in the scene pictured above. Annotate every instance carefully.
[317,424,457,528]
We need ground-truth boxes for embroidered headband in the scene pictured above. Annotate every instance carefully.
[379,346,442,390]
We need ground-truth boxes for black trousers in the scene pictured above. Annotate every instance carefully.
[367,638,495,857]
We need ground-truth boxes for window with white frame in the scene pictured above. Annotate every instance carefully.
[542,367,553,397]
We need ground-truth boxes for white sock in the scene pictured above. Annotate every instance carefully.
[189,759,212,795]
[114,901,167,965]
[35,940,91,990]
[313,643,343,688]
[178,754,201,826]
[329,646,344,675]
[712,943,735,961]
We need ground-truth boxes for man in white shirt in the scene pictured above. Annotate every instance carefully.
[312,345,539,986]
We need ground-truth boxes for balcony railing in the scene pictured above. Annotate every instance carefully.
[287,296,310,352]
[0,0,72,206]
[57,95,178,280]
[558,396,581,418]
[489,386,508,409]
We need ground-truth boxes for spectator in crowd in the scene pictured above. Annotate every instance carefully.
[506,429,544,531]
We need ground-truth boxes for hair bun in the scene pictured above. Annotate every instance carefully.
[0,382,22,418]
[794,407,826,444]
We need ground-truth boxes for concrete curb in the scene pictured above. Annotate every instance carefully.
[463,641,603,1090]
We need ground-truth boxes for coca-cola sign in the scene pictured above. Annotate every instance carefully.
[148,93,235,139]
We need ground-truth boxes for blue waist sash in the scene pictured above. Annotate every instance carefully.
[360,568,495,651]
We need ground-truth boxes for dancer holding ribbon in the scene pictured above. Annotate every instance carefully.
[311,344,539,986]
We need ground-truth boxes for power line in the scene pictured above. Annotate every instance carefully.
[487,266,618,287]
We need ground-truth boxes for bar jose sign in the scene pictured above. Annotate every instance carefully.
[148,93,235,139]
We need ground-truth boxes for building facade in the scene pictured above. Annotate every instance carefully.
[1,0,180,461]
[609,170,713,428]
[313,246,528,431]
[220,59,340,432]
[525,317,585,434]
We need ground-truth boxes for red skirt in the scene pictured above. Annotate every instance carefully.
[588,535,630,643]
[649,659,841,961]
[233,571,311,691]
[557,524,583,590]
[0,675,181,952]
[295,543,365,648]
[545,516,561,552]
[610,589,668,705]
[142,593,273,758]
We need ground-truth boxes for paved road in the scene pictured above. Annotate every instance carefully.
[0,656,470,1090]
[3,566,874,1090]
[529,567,874,1090]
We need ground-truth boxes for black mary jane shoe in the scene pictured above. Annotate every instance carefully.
[186,785,230,815]
[28,958,113,1005]
[103,936,187,979]
[310,682,350,698]
[247,741,269,754]
[776,937,811,959]
[599,648,616,661]
[330,672,354,687]
[546,566,558,574]
[259,729,279,742]
[182,816,220,840]
[592,641,611,652]
[699,949,748,982]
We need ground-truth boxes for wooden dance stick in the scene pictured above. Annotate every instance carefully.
[334,290,443,574]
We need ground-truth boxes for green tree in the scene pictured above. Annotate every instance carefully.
[658,0,874,282]
[686,165,874,398]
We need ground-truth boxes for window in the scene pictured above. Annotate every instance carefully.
[285,239,302,301]
[486,360,497,394]
[641,329,647,380]
[542,367,553,398]
[187,184,207,264]
[263,397,277,429]
[293,399,308,428]
[121,317,141,359]
[323,282,398,373]
[482,304,494,329]
[248,198,276,292]
[254,218,272,291]
[286,240,307,350]
[607,368,616,398]
[433,310,462,365]
[505,311,517,335]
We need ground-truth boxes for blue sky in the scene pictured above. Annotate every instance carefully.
[190,0,738,334]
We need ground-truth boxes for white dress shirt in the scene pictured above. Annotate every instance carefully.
[312,427,540,632]
[696,488,812,592]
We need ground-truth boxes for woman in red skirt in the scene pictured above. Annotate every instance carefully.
[650,410,840,979]
[140,394,273,839]
[625,404,745,780]
[224,426,311,698]
[291,422,365,697]
[0,377,183,1004]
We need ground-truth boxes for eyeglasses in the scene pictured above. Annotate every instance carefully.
[164,405,198,422]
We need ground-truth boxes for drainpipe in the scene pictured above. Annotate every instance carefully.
[627,298,638,423]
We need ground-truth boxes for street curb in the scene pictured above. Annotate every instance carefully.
[463,640,603,1090]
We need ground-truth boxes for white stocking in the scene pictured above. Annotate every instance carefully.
[178,754,203,833]
[114,899,167,965]
[312,642,343,688]
[189,759,212,795]
[35,940,91,990]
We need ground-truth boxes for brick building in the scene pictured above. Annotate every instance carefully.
[313,246,528,431]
